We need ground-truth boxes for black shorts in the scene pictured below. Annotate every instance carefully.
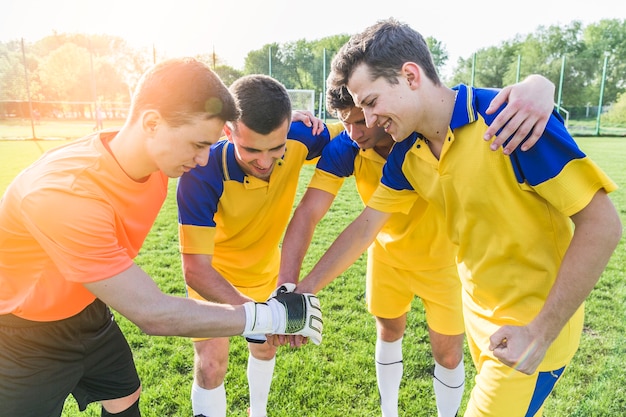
[0,299,141,417]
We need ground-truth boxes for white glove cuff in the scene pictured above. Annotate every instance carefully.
[242,302,273,336]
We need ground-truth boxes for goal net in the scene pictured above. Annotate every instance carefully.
[287,89,315,113]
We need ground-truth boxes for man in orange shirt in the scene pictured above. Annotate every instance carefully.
[0,58,322,417]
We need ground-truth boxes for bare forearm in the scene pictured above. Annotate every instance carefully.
[299,207,388,293]
[182,254,250,304]
[86,264,247,338]
[135,296,247,337]
[280,188,335,285]
[279,215,317,284]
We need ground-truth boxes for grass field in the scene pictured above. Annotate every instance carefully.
[1,126,625,416]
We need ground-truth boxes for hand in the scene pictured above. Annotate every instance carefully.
[484,75,555,155]
[265,283,308,347]
[292,110,325,135]
[271,282,297,297]
[266,333,308,348]
[267,292,323,345]
[489,325,551,375]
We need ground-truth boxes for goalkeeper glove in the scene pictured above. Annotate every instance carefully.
[242,292,323,345]
[245,283,297,343]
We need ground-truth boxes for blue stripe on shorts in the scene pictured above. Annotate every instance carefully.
[525,366,565,417]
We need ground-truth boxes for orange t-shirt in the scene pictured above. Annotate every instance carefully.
[0,131,168,321]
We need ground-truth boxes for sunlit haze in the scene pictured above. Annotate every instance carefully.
[1,0,622,77]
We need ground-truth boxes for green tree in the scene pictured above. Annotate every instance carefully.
[243,43,279,76]
[37,43,92,102]
[583,19,626,106]
[214,65,244,86]
[0,41,41,101]
[425,36,449,78]
[604,90,626,125]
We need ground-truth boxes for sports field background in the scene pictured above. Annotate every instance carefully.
[1,121,624,416]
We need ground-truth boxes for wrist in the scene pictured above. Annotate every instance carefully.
[242,301,273,336]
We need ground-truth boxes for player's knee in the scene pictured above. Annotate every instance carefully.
[433,350,463,369]
[249,342,277,361]
[376,317,406,341]
[194,360,227,387]
[101,388,141,416]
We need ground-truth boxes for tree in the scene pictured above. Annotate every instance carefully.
[214,65,243,86]
[37,43,92,102]
[244,43,279,76]
[583,19,626,105]
[0,41,41,102]
[425,36,449,78]
[604,91,626,125]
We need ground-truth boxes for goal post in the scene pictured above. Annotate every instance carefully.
[287,89,316,114]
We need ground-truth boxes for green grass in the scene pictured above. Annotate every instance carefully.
[1,135,624,416]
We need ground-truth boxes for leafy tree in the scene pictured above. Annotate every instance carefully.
[37,43,91,102]
[583,19,626,105]
[604,91,626,125]
[243,43,279,76]
[0,40,43,101]
[275,39,316,89]
[425,36,449,78]
[214,65,244,87]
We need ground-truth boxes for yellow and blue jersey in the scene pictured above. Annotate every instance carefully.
[369,83,617,369]
[309,130,456,270]
[177,121,333,287]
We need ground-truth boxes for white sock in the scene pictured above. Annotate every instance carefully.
[247,354,275,417]
[433,358,465,417]
[375,337,403,417]
[191,381,226,417]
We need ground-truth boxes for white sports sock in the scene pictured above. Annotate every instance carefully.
[247,354,276,417]
[433,358,465,417]
[375,337,403,417]
[191,381,226,417]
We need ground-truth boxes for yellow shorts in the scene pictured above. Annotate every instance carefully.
[366,255,464,336]
[187,277,276,342]
[463,300,583,416]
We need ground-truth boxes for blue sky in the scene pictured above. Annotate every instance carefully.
[1,0,623,76]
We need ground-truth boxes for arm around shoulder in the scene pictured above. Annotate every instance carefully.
[484,74,555,154]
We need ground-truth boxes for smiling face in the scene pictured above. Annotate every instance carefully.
[148,114,226,178]
[347,63,418,143]
[224,119,289,181]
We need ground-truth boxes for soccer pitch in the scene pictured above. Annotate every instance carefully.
[1,136,625,416]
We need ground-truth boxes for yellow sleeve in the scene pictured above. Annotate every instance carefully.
[367,183,418,215]
[178,224,216,254]
[326,122,345,139]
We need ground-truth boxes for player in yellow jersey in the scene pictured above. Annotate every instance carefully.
[294,18,621,417]
[277,74,554,417]
[177,75,340,417]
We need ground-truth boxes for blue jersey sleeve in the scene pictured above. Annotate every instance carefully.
[380,133,418,192]
[176,141,226,227]
[287,121,331,160]
[315,131,360,178]
[472,87,585,187]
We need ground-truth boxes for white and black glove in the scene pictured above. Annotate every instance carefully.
[244,283,297,344]
[242,292,323,345]
[271,282,297,297]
